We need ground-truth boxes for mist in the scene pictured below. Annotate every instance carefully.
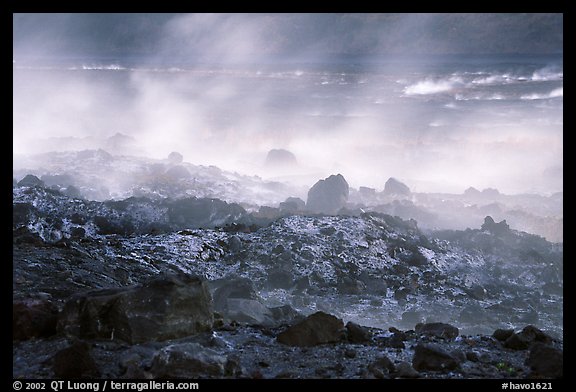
[12,14,565,378]
[13,13,563,194]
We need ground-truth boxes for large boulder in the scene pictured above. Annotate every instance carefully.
[383,177,411,196]
[58,275,213,344]
[306,174,349,214]
[277,311,345,347]
[13,299,59,341]
[412,343,460,372]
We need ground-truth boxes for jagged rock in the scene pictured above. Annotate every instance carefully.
[17,174,45,188]
[481,216,510,236]
[306,174,349,214]
[383,177,411,196]
[346,321,372,343]
[415,322,459,340]
[526,342,563,378]
[395,361,420,378]
[279,197,306,213]
[58,275,213,344]
[149,343,229,378]
[265,149,297,167]
[277,311,345,347]
[493,328,515,341]
[13,299,58,340]
[52,340,100,379]
[167,151,184,164]
[412,343,460,371]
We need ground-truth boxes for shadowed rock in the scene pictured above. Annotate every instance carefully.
[58,275,213,344]
[346,321,372,343]
[504,325,553,350]
[493,328,514,341]
[306,174,349,214]
[13,299,58,341]
[277,311,345,347]
[52,340,100,379]
[149,343,231,378]
[481,216,510,236]
[412,343,460,371]
[383,177,411,196]
[526,342,563,378]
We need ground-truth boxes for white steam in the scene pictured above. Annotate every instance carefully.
[13,14,563,195]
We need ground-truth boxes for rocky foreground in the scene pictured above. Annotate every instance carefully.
[13,278,563,379]
[13,181,563,379]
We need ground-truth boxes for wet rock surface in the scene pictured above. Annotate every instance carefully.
[13,181,563,379]
[13,320,563,379]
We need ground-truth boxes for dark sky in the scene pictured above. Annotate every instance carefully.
[13,13,563,59]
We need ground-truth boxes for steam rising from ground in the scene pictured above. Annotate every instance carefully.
[13,14,563,194]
